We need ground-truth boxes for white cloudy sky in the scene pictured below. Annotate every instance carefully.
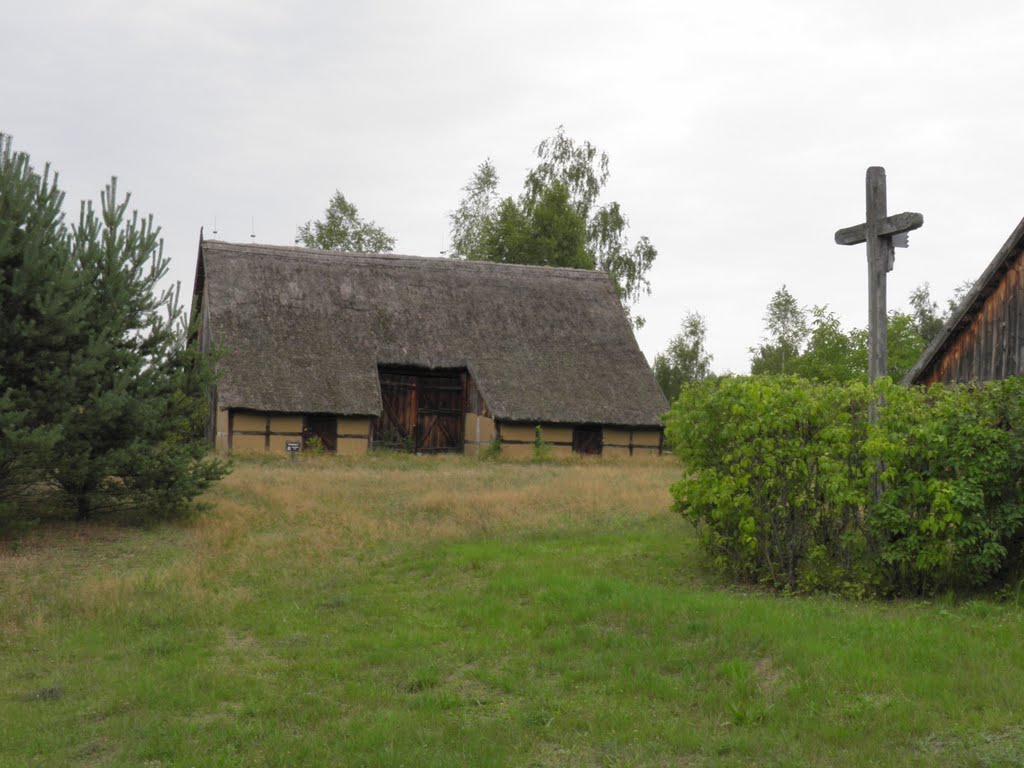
[4,0,1023,373]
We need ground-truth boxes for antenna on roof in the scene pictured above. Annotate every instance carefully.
[212,216,218,237]
[294,225,300,245]
[250,217,255,241]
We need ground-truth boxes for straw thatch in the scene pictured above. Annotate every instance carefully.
[194,240,667,426]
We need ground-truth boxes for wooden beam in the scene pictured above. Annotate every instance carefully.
[866,167,889,383]
[834,211,924,246]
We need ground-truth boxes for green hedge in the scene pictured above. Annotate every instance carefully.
[666,376,1024,597]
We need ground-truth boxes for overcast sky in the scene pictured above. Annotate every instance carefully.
[5,0,1024,373]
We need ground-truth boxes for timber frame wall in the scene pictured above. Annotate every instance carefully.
[917,255,1024,384]
[490,422,663,459]
[214,370,662,457]
[215,406,662,458]
[215,408,371,455]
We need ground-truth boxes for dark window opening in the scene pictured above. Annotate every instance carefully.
[304,415,338,453]
[573,425,602,456]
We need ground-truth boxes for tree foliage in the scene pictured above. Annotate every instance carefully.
[750,285,808,375]
[908,282,944,343]
[749,283,963,383]
[653,311,713,404]
[0,134,228,522]
[449,127,656,327]
[449,160,500,262]
[298,191,395,253]
[0,137,78,512]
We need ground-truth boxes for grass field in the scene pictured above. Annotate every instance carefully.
[3,454,1024,767]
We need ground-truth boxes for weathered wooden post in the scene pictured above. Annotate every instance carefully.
[834,167,923,384]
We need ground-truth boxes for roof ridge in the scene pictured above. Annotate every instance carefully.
[202,240,606,279]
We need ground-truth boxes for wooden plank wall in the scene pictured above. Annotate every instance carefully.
[922,255,1024,385]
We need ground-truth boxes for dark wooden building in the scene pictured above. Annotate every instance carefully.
[190,239,667,457]
[905,216,1024,386]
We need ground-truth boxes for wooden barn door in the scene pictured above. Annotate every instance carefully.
[416,373,464,453]
[374,368,465,453]
[376,371,417,450]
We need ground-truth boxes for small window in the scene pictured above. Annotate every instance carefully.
[572,426,602,456]
[304,415,338,453]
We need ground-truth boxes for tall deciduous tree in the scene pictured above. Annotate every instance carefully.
[298,191,395,253]
[654,311,713,403]
[794,307,866,383]
[947,279,975,316]
[750,285,809,375]
[885,310,927,383]
[449,127,657,327]
[449,160,500,261]
[908,282,945,343]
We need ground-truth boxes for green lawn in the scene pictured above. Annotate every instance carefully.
[2,455,1024,766]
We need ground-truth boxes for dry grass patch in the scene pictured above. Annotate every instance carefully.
[192,455,676,566]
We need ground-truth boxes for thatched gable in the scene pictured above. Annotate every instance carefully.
[905,215,1024,385]
[194,240,667,427]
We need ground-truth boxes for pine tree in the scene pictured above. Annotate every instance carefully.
[0,135,87,514]
[51,178,228,519]
[0,134,227,522]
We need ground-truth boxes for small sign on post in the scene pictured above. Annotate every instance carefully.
[285,441,300,461]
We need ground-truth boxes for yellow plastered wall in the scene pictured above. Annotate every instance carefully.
[337,437,368,456]
[602,428,632,447]
[233,411,267,432]
[500,423,573,445]
[500,443,533,460]
[500,442,573,460]
[215,408,230,451]
[464,414,496,454]
[498,423,536,443]
[632,429,662,448]
[270,415,303,434]
[337,417,370,456]
[267,435,297,453]
[603,446,631,458]
[232,434,266,453]
[338,417,371,437]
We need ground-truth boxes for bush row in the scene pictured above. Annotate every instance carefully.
[665,376,1024,596]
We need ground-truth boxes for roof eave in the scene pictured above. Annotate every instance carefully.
[903,213,1024,385]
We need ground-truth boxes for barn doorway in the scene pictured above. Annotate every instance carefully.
[374,368,465,453]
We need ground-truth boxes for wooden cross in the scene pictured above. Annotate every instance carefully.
[834,167,923,383]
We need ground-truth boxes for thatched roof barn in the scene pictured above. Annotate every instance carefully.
[905,215,1024,385]
[191,239,667,457]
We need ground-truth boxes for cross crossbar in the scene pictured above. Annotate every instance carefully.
[834,211,924,246]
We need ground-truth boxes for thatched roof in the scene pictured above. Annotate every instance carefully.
[194,240,667,427]
[904,214,1024,385]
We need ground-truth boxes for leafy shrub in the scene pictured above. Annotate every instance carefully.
[532,425,551,463]
[868,378,1024,594]
[667,376,1024,597]
[480,435,502,461]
